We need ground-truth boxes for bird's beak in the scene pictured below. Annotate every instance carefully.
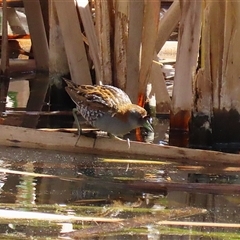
[143,119,154,132]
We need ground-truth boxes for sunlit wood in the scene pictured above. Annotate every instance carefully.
[53,0,92,85]
[23,0,49,71]
[77,0,101,84]
[95,0,112,85]
[0,125,240,165]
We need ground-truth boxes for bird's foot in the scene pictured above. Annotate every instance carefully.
[108,133,131,148]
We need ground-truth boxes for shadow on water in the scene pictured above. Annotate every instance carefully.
[0,146,240,239]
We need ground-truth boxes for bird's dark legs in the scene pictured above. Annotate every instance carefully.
[72,108,81,135]
[72,108,81,146]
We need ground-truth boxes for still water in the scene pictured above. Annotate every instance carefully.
[0,145,240,239]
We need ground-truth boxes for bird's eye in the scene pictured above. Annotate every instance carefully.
[144,116,152,124]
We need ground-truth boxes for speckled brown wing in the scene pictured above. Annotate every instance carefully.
[64,78,132,113]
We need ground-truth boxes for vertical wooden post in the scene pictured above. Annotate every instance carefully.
[138,1,160,107]
[23,0,49,71]
[0,0,10,113]
[170,0,201,132]
[95,0,113,85]
[22,0,49,128]
[212,1,240,144]
[125,0,144,103]
[190,1,218,146]
[113,0,128,90]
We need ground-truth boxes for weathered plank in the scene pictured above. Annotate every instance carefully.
[0,125,239,165]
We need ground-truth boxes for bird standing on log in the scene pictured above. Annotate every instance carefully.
[64,78,153,139]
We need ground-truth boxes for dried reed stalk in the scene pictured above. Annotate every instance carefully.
[54,0,91,85]
[77,0,101,84]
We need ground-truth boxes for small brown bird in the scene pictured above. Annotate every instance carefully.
[64,78,153,138]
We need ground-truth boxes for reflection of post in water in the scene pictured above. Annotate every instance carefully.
[14,162,36,204]
[0,171,21,204]
[35,160,81,204]
[0,161,37,204]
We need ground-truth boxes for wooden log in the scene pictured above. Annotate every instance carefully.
[0,125,240,165]
[156,0,180,53]
[0,59,35,77]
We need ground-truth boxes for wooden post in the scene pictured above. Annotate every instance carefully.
[170,0,201,132]
[190,1,218,146]
[113,0,128,90]
[191,1,240,147]
[95,0,113,85]
[125,0,144,103]
[23,0,49,71]
[138,1,160,107]
[192,1,240,146]
[0,0,10,113]
[21,0,49,128]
